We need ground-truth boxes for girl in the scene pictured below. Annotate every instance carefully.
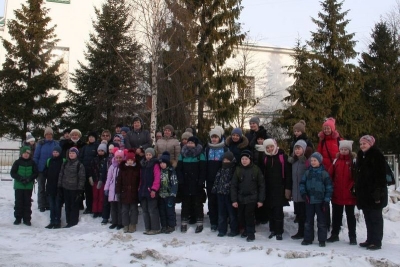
[90,143,108,218]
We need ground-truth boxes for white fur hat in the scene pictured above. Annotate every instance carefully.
[339,140,353,152]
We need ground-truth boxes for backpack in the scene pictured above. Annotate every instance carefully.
[264,154,285,178]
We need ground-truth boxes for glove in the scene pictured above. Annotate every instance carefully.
[302,194,310,204]
[104,190,109,196]
[321,202,329,212]
[285,189,292,200]
[88,177,94,186]
[97,181,103,189]
[21,178,29,185]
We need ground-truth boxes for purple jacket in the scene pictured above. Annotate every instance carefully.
[104,157,120,202]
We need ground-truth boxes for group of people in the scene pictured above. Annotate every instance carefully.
[10,116,388,250]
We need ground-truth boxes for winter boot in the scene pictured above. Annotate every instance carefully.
[128,224,136,233]
[276,234,283,240]
[291,232,304,240]
[116,224,124,230]
[160,227,167,233]
[109,224,117,229]
[181,224,188,233]
[349,237,357,245]
[45,223,54,229]
[165,226,175,234]
[195,225,203,233]
[327,235,339,243]
[123,226,129,233]
[13,218,21,225]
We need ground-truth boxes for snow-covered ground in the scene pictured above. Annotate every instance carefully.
[0,174,399,267]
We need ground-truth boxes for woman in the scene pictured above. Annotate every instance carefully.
[154,125,181,167]
[355,135,387,250]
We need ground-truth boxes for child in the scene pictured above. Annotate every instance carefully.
[327,140,357,245]
[57,147,86,228]
[299,152,333,247]
[231,150,265,242]
[90,143,108,218]
[44,145,65,229]
[205,128,227,232]
[10,146,39,226]
[105,149,125,229]
[290,140,309,239]
[289,120,314,161]
[253,130,268,225]
[180,132,193,148]
[116,149,141,233]
[101,144,115,225]
[212,151,238,237]
[158,151,178,234]
[263,138,292,240]
[139,148,161,235]
[225,128,249,164]
[176,136,206,233]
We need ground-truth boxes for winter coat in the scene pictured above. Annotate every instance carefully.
[138,157,161,199]
[155,136,181,167]
[205,141,227,183]
[299,165,333,204]
[104,157,120,202]
[44,156,65,196]
[289,133,314,159]
[79,141,99,177]
[317,131,342,171]
[355,146,387,210]
[246,126,271,150]
[10,157,38,190]
[263,149,292,208]
[176,144,206,196]
[328,153,357,206]
[230,163,265,204]
[253,144,265,171]
[60,138,85,159]
[115,160,141,204]
[212,163,236,195]
[225,135,249,163]
[90,155,108,183]
[33,139,59,172]
[159,166,178,198]
[58,158,86,191]
[124,118,152,150]
[291,155,309,202]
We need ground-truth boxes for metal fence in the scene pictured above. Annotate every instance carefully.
[0,149,20,174]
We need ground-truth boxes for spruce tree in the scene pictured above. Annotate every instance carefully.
[359,22,400,152]
[68,0,145,132]
[0,0,64,140]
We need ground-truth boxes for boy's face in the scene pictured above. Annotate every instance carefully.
[360,141,371,152]
[231,134,240,142]
[257,138,264,145]
[126,159,134,165]
[64,132,70,139]
[294,146,304,157]
[310,157,320,168]
[52,151,60,157]
[186,141,195,148]
[241,156,250,166]
[210,135,220,144]
[22,151,31,159]
[340,148,350,155]
[115,155,123,163]
[69,152,77,160]
[222,158,231,163]
[323,126,332,136]
[265,145,275,154]
[294,130,302,137]
[160,162,167,169]
[98,150,105,156]
[145,153,153,161]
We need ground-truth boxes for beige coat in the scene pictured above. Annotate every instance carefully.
[155,137,181,167]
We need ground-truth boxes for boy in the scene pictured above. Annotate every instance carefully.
[231,150,265,242]
[11,146,39,226]
[44,145,65,229]
[212,151,238,237]
[299,152,333,247]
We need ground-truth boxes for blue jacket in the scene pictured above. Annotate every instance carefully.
[299,165,333,204]
[33,139,59,172]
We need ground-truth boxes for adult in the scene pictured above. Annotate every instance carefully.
[225,128,249,163]
[59,128,71,158]
[245,117,271,151]
[155,125,181,167]
[33,127,59,212]
[124,116,152,156]
[355,135,387,250]
[100,130,113,146]
[61,129,85,159]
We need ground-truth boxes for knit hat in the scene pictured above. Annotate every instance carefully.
[249,117,260,125]
[126,149,136,161]
[209,129,221,139]
[97,143,107,152]
[360,135,375,147]
[69,147,79,156]
[310,152,323,164]
[53,145,62,154]
[240,150,252,160]
[121,127,130,134]
[255,130,268,140]
[87,131,98,139]
[181,131,193,140]
[114,149,125,159]
[113,134,123,141]
[339,140,353,152]
[214,126,225,137]
[187,136,199,146]
[159,151,171,165]
[294,140,307,153]
[185,128,193,134]
[26,132,35,143]
[70,129,82,137]
[44,127,53,136]
[20,146,31,154]
[293,120,306,133]
[223,151,235,162]
[323,117,336,132]
[231,127,243,137]
[163,124,174,133]
[63,128,71,134]
[145,147,155,157]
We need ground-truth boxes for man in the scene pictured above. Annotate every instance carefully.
[124,116,152,157]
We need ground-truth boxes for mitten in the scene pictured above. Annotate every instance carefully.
[104,190,109,196]
[285,189,292,200]
[321,202,329,212]
[97,181,103,189]
[302,194,310,204]
[88,177,94,186]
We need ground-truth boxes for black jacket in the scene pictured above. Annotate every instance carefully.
[231,163,265,204]
[44,156,65,196]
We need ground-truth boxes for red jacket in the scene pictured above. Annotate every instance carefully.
[317,131,342,171]
[328,153,356,205]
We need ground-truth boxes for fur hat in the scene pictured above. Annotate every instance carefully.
[87,131,98,139]
[231,128,243,137]
[114,149,125,158]
[223,151,235,162]
[323,117,336,132]
[187,136,199,146]
[70,129,82,137]
[20,146,31,155]
[97,143,107,152]
[26,132,35,143]
[121,127,130,134]
[249,117,260,125]
[145,147,155,157]
[294,140,307,153]
[53,145,62,154]
[159,151,171,165]
[360,135,375,147]
[339,140,353,152]
[209,129,221,139]
[44,127,53,136]
[310,152,323,164]
[263,138,278,155]
[163,124,174,133]
[181,132,193,140]
[63,128,71,134]
[293,120,306,133]
[126,149,136,161]
[69,147,79,156]
[240,150,252,160]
